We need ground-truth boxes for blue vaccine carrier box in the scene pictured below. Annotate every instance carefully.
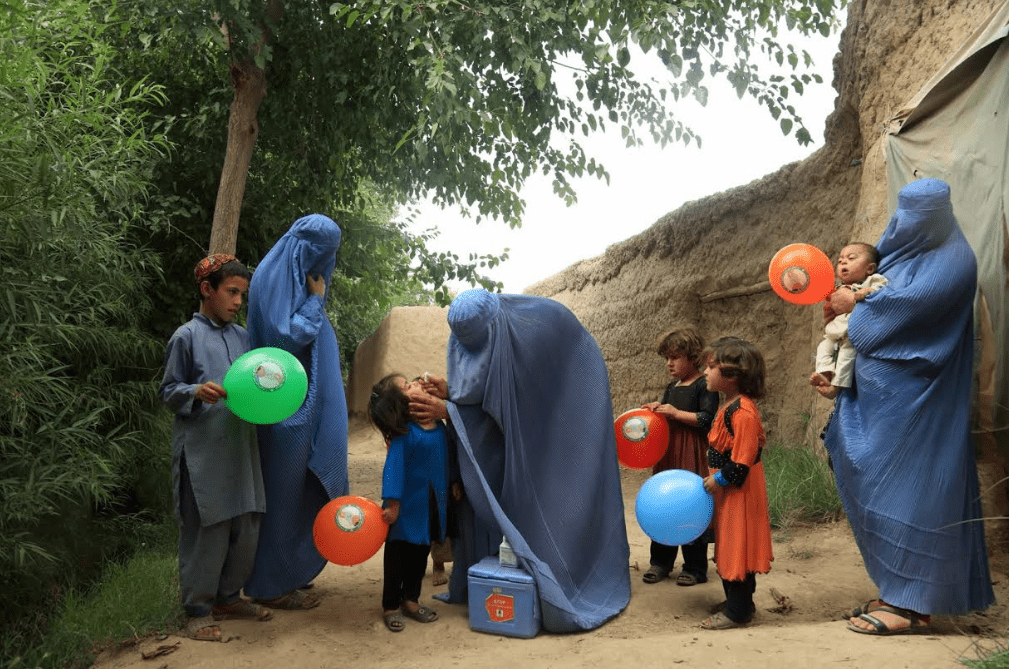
[467,556,541,638]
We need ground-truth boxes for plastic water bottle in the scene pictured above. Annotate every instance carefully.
[499,535,517,568]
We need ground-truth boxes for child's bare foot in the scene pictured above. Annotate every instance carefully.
[432,559,448,586]
[815,385,838,399]
[810,372,833,387]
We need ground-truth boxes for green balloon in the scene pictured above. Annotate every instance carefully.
[223,347,308,424]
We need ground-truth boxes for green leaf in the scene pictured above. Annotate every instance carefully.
[780,118,794,135]
[617,46,630,68]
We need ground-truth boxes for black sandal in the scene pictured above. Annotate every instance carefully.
[675,571,707,586]
[402,605,438,623]
[642,566,670,584]
[384,610,406,632]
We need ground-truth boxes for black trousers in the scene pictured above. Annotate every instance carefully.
[650,537,709,580]
[382,540,431,611]
[721,572,757,623]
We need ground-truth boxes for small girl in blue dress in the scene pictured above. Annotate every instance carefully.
[368,373,450,632]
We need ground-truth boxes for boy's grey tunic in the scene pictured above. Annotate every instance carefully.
[159,313,266,526]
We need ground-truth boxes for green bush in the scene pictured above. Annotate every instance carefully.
[763,442,843,530]
[0,0,172,635]
[6,541,182,669]
[962,645,1009,669]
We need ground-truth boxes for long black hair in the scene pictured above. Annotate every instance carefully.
[368,373,410,443]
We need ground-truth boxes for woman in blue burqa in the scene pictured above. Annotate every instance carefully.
[414,289,631,632]
[244,214,349,609]
[824,178,994,635]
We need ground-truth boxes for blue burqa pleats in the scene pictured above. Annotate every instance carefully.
[244,214,349,600]
[824,178,994,615]
[442,289,630,632]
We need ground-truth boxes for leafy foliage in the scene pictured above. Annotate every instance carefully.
[98,0,842,328]
[0,0,172,620]
[763,443,842,529]
[240,0,841,223]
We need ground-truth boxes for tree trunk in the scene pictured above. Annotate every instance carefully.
[208,60,267,255]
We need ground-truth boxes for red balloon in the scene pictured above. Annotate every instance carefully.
[313,496,388,566]
[768,243,835,305]
[614,409,669,469]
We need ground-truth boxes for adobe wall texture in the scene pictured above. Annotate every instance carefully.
[526,0,1001,446]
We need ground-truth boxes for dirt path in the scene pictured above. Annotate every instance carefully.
[94,419,1007,669]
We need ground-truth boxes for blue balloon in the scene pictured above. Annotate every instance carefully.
[635,470,714,546]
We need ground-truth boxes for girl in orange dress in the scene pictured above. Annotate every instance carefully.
[700,336,773,630]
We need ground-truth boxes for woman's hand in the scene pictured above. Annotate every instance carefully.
[828,288,857,318]
[419,374,449,400]
[703,475,719,494]
[640,401,660,411]
[306,273,326,296]
[410,392,449,422]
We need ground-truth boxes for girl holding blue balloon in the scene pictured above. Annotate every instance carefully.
[639,326,719,587]
[699,336,773,630]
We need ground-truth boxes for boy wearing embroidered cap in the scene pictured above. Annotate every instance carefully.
[159,255,270,641]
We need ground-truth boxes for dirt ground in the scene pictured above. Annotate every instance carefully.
[94,418,1009,669]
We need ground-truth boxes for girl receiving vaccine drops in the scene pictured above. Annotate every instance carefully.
[368,374,450,632]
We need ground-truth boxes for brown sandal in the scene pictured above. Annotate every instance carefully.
[257,589,320,610]
[213,599,273,621]
[184,615,225,642]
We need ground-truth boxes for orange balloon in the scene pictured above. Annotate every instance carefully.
[614,409,669,469]
[313,496,388,566]
[768,243,836,305]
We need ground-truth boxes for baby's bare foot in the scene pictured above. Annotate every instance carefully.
[810,372,832,387]
[815,385,838,400]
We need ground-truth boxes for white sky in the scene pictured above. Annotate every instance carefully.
[403,29,842,294]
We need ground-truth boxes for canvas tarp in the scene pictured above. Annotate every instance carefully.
[884,0,1009,463]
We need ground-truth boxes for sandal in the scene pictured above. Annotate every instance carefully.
[708,601,755,617]
[257,589,320,610]
[212,599,273,621]
[402,605,439,623]
[184,615,224,642]
[700,611,748,630]
[846,605,930,636]
[842,598,882,621]
[642,565,670,584]
[675,571,706,586]
[384,610,406,632]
